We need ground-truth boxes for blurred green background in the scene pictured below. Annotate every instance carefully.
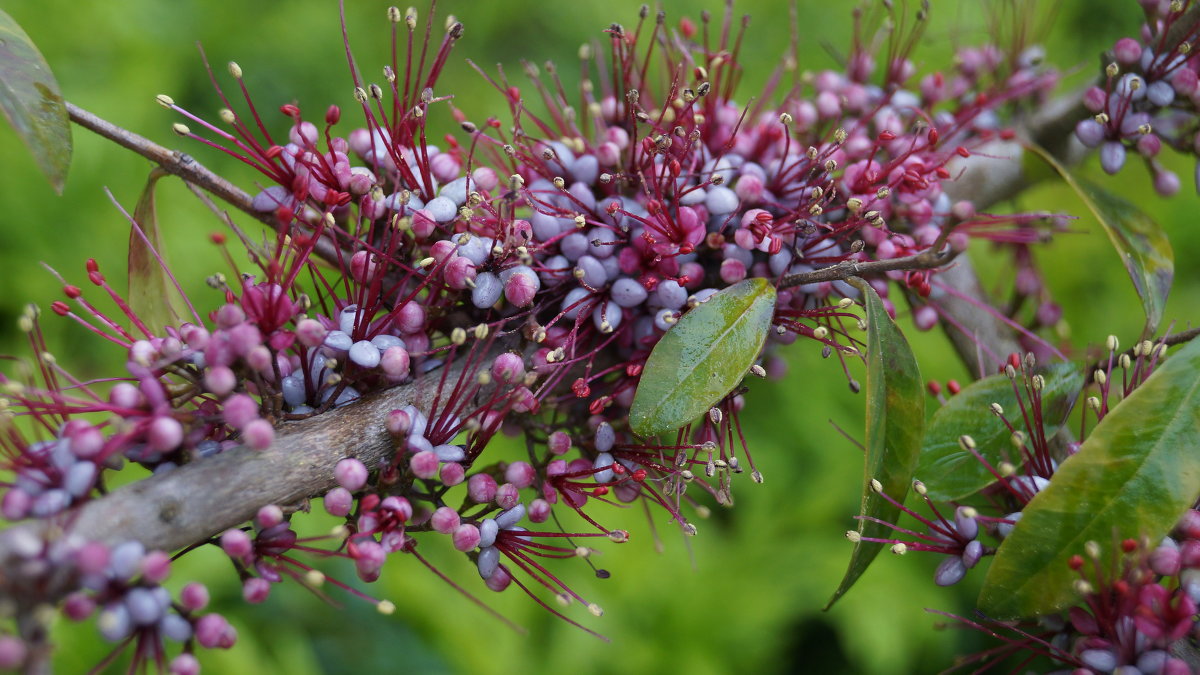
[2,0,1198,673]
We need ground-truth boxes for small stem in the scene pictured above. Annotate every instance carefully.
[66,102,270,229]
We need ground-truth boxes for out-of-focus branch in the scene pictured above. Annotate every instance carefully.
[931,91,1091,376]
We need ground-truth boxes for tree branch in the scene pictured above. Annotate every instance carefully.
[0,359,473,600]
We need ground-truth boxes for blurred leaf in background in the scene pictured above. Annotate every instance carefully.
[1,1,1191,673]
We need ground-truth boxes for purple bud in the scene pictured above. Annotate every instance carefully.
[75,541,110,577]
[223,394,259,429]
[505,271,538,307]
[324,487,353,517]
[348,341,381,368]
[256,504,284,529]
[242,577,271,603]
[1,489,30,520]
[495,503,526,530]
[528,499,551,523]
[496,482,520,510]
[954,507,978,540]
[180,582,210,611]
[1100,142,1126,175]
[220,529,253,559]
[479,519,499,548]
[1147,79,1175,106]
[453,524,481,552]
[505,461,536,489]
[934,555,968,586]
[468,473,498,503]
[194,613,236,649]
[1079,649,1118,673]
[434,444,465,463]
[335,458,369,491]
[140,550,172,584]
[1154,169,1180,197]
[593,453,615,484]
[386,409,412,436]
[410,451,440,479]
[242,418,275,450]
[324,330,353,352]
[548,431,571,455]
[611,277,649,308]
[169,653,200,675]
[147,416,184,453]
[1113,37,1142,65]
[160,613,193,643]
[913,305,939,331]
[98,603,132,642]
[380,346,411,380]
[1082,86,1107,113]
[477,545,500,579]
[440,461,465,486]
[654,280,687,310]
[491,352,526,384]
[962,540,984,569]
[0,636,27,670]
[431,506,461,534]
[1074,119,1106,148]
[706,186,739,214]
[126,587,164,626]
[471,271,503,309]
[109,541,146,580]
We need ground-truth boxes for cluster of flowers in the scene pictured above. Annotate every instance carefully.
[0,526,234,673]
[0,2,1097,671]
[1075,0,1200,195]
[861,339,1200,673]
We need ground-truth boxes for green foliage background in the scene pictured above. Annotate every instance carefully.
[1,1,1198,673]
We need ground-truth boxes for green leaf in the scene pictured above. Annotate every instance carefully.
[1026,144,1172,335]
[916,362,1085,501]
[0,9,71,193]
[979,337,1200,619]
[128,169,186,334]
[827,280,924,609]
[629,278,776,437]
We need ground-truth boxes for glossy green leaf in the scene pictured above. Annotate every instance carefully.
[0,9,71,193]
[128,169,186,334]
[979,337,1200,619]
[827,280,924,609]
[1027,144,1172,335]
[916,362,1084,501]
[629,278,776,437]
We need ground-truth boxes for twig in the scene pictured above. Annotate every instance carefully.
[66,102,271,230]
[779,247,957,288]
